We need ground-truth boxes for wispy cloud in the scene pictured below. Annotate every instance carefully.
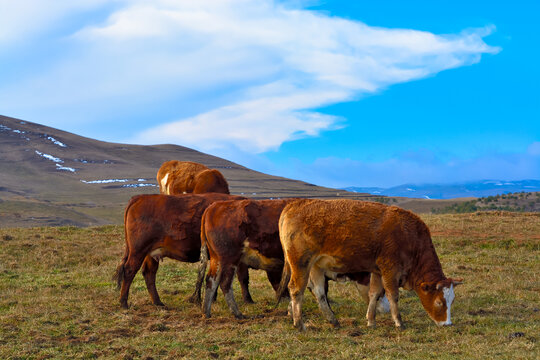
[0,0,112,46]
[0,0,499,154]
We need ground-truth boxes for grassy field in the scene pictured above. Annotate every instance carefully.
[0,212,539,359]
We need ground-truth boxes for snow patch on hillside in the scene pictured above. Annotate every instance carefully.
[80,178,157,188]
[34,150,77,172]
[47,136,67,147]
[122,183,157,188]
[1,123,31,140]
[74,158,115,164]
[56,164,76,172]
[35,150,62,163]
[81,179,129,184]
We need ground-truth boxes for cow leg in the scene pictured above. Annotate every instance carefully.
[366,273,384,327]
[221,265,245,319]
[119,254,146,309]
[381,274,403,329]
[141,255,164,307]
[203,259,221,318]
[310,266,339,327]
[356,283,370,304]
[188,255,207,304]
[237,263,254,304]
[356,283,390,314]
[288,266,310,331]
[306,276,330,300]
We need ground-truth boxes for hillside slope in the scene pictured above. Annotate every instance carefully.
[1,115,378,227]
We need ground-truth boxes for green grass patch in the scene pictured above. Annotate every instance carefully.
[0,213,538,359]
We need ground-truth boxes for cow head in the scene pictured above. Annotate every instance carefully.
[417,278,463,326]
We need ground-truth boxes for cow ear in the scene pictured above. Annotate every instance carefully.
[450,278,464,286]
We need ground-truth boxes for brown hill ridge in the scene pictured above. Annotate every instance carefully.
[1,115,382,227]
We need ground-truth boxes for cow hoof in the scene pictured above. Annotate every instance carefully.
[331,321,340,328]
[396,324,406,331]
[367,323,376,328]
[120,302,129,309]
[234,314,246,320]
[243,297,255,304]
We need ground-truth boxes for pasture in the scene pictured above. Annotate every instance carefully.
[0,212,538,359]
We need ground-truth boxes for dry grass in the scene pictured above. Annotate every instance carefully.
[1,213,539,359]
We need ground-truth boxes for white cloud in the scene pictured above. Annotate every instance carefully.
[0,0,499,153]
[0,0,112,46]
[133,87,344,152]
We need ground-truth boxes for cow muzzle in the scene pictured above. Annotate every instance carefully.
[437,320,453,326]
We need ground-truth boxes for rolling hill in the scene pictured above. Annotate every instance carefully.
[1,115,385,227]
[1,115,483,227]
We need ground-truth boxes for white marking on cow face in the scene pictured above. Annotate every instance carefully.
[161,173,169,193]
[437,284,455,326]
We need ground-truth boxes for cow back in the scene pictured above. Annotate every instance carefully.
[279,199,436,277]
[203,198,295,259]
[124,193,245,261]
[158,161,230,195]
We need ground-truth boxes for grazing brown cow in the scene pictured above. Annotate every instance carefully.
[199,199,390,319]
[156,160,229,195]
[200,199,292,319]
[277,199,463,330]
[113,193,243,309]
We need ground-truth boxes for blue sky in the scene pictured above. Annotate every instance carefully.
[1,0,538,188]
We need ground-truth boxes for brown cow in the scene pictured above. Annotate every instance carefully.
[277,199,463,330]
[113,193,243,309]
[156,160,229,195]
[200,199,292,319]
[199,199,390,319]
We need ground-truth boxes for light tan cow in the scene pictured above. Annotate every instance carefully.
[156,160,229,195]
[277,199,462,330]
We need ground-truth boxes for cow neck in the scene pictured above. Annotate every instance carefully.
[411,240,446,288]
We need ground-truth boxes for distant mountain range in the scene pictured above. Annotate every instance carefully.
[345,180,540,200]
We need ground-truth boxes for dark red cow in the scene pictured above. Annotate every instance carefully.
[113,193,243,308]
[200,199,292,318]
[277,199,463,330]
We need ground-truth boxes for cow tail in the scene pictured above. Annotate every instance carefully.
[196,231,209,291]
[191,212,210,303]
[112,253,127,290]
[199,212,210,270]
[112,197,134,290]
[275,257,291,306]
